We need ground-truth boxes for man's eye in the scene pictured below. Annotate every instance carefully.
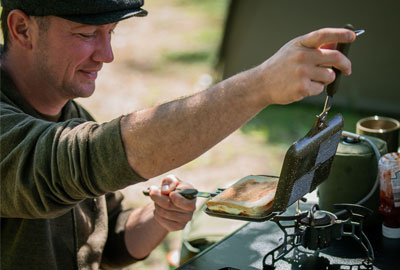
[79,33,96,38]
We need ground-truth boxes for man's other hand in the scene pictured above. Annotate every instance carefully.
[148,175,196,231]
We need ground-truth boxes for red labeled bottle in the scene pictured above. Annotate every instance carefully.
[378,152,400,238]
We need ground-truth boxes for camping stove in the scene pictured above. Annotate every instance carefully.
[263,203,374,270]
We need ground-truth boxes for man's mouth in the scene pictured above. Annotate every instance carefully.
[79,69,100,80]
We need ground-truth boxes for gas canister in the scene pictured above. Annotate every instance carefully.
[318,135,387,229]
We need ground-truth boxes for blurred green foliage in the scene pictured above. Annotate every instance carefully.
[165,50,211,64]
[162,0,230,67]
[242,102,372,148]
[174,0,230,16]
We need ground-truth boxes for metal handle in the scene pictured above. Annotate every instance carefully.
[177,189,198,200]
[142,188,197,200]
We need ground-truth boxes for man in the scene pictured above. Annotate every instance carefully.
[0,0,357,269]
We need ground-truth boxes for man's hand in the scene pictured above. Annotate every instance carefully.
[148,175,196,231]
[124,175,196,259]
[257,27,357,105]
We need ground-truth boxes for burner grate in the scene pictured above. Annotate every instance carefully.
[262,204,374,270]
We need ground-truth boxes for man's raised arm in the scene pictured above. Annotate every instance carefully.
[121,28,356,179]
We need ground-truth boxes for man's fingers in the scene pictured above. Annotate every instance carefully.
[320,43,337,50]
[311,48,352,70]
[317,49,352,75]
[170,181,197,211]
[169,191,197,211]
[150,190,196,212]
[150,186,193,213]
[149,180,196,232]
[148,176,196,232]
[160,175,180,195]
[307,80,326,97]
[254,27,358,105]
[149,187,181,211]
[310,66,336,85]
[149,176,196,212]
[300,28,356,49]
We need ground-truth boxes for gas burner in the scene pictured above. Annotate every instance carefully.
[262,203,375,269]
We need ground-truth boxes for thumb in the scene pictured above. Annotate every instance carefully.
[160,175,181,195]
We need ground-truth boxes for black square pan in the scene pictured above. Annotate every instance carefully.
[204,114,344,222]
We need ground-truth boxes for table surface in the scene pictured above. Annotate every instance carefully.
[177,204,400,270]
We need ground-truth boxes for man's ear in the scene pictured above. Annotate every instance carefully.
[7,10,35,50]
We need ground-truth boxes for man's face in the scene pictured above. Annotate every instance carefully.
[32,16,117,100]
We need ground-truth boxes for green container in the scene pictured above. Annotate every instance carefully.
[318,135,387,229]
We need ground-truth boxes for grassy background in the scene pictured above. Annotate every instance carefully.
[243,103,371,148]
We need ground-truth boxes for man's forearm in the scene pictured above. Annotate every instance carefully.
[120,28,356,179]
[121,68,266,179]
[124,204,168,259]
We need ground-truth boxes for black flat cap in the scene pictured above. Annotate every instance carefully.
[0,0,148,25]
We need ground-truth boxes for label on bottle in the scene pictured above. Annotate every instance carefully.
[379,152,400,238]
[392,170,400,207]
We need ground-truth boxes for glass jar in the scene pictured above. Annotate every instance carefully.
[378,152,400,238]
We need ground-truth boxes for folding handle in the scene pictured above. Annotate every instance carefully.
[142,187,197,200]
[326,24,355,97]
[178,189,198,200]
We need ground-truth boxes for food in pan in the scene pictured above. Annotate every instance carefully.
[206,175,278,216]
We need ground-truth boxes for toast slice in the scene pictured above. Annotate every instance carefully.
[206,175,278,217]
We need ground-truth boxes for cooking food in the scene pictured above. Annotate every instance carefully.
[206,175,278,216]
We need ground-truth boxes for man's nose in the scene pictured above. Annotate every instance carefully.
[92,35,114,63]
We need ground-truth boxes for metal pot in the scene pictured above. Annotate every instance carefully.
[318,135,387,229]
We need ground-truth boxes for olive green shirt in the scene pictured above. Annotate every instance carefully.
[0,68,147,269]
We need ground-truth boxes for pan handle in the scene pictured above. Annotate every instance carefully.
[142,187,198,200]
[326,24,355,97]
